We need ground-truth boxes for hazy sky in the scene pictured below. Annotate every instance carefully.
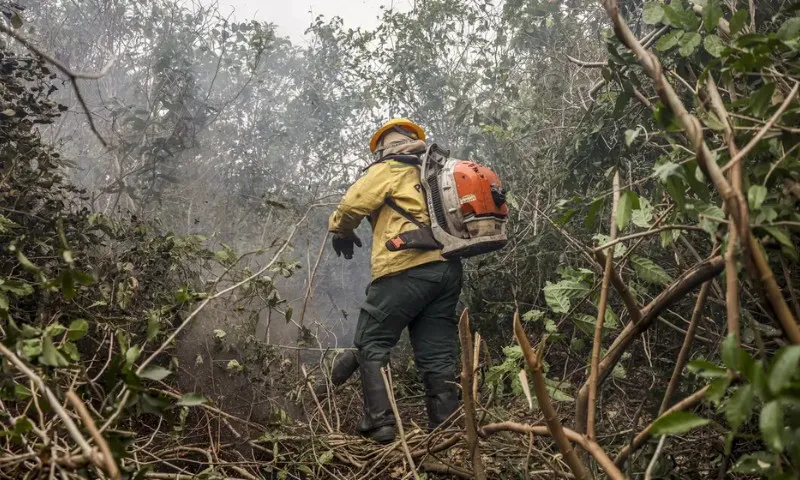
[210,0,413,42]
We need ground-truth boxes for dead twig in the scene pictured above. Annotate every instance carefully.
[380,366,420,480]
[65,391,121,480]
[513,312,590,480]
[458,309,487,480]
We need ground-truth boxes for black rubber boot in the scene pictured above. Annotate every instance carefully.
[356,358,396,444]
[314,350,359,397]
[423,374,460,430]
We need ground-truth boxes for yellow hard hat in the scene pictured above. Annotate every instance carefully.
[369,118,426,153]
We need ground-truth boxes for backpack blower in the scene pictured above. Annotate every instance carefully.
[385,144,509,258]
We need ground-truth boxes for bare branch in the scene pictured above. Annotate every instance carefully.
[458,310,487,480]
[0,22,114,147]
[513,312,590,480]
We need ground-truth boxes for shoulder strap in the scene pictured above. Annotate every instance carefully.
[385,197,427,229]
[364,154,422,171]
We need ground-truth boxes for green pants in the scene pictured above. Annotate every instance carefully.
[354,260,463,379]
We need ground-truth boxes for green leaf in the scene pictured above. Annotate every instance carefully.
[0,280,34,296]
[747,83,776,118]
[624,128,640,147]
[705,377,731,405]
[687,359,727,378]
[731,452,775,474]
[761,226,793,250]
[650,411,711,436]
[318,450,335,466]
[777,17,800,49]
[177,392,208,407]
[226,359,244,372]
[725,384,753,430]
[10,12,22,29]
[544,280,590,314]
[66,319,89,340]
[522,310,545,322]
[721,333,740,370]
[125,346,141,365]
[632,197,653,228]
[21,339,42,359]
[0,291,7,312]
[729,10,749,35]
[768,346,800,394]
[702,0,723,32]
[678,32,702,57]
[703,34,725,57]
[696,203,725,235]
[654,160,681,181]
[617,190,637,230]
[656,29,684,51]
[284,306,293,324]
[147,312,160,341]
[759,400,784,452]
[631,256,672,286]
[41,336,69,367]
[44,323,66,337]
[139,366,172,381]
[585,197,604,229]
[643,2,665,25]
[16,251,40,272]
[748,185,768,210]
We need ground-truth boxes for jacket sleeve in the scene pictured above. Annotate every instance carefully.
[329,163,395,235]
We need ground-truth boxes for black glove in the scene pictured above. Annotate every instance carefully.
[331,233,362,260]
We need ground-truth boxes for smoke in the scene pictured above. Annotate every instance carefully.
[20,0,378,353]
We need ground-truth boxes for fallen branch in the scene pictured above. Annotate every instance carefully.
[513,312,591,480]
[0,343,105,475]
[480,421,625,480]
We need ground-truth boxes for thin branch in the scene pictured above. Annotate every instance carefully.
[601,0,746,242]
[645,436,667,480]
[588,170,620,440]
[659,282,710,414]
[65,391,121,480]
[380,366,420,480]
[566,55,605,68]
[513,312,590,480]
[301,365,334,434]
[480,420,624,480]
[592,225,706,253]
[0,343,104,472]
[458,310,487,480]
[0,22,114,146]
[723,82,800,173]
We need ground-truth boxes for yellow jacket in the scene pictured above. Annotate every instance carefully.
[329,159,444,281]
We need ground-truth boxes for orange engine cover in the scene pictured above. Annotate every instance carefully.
[453,161,508,218]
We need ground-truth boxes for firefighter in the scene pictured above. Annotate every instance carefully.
[328,118,462,444]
